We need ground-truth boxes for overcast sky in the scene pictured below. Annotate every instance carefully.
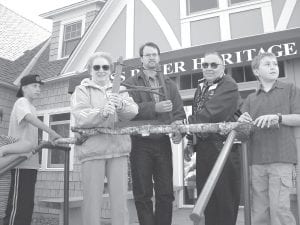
[0,0,82,31]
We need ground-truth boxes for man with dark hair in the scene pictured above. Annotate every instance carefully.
[187,52,241,225]
[125,42,186,225]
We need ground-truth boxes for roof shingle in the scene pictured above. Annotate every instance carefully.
[0,3,50,61]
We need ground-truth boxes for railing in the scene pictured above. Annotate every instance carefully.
[0,122,260,225]
[189,131,252,225]
[0,140,71,225]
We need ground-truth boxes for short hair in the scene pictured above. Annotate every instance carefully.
[139,42,161,57]
[251,52,277,71]
[204,51,224,64]
[86,52,114,74]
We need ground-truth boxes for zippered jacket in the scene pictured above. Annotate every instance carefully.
[71,78,138,162]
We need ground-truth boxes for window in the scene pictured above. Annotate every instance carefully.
[179,72,203,90]
[229,0,253,5]
[231,61,285,83]
[37,109,74,170]
[61,21,82,58]
[38,116,44,164]
[187,0,218,14]
[48,113,70,168]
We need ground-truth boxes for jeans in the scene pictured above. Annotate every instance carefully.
[195,141,240,225]
[130,136,174,225]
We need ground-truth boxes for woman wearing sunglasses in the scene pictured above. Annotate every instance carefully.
[71,52,138,225]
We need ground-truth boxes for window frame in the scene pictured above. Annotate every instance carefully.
[186,0,219,15]
[180,0,273,46]
[228,0,255,6]
[57,16,85,60]
[37,107,75,171]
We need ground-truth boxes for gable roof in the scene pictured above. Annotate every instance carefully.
[0,41,45,85]
[0,58,14,85]
[29,46,69,80]
[0,3,50,61]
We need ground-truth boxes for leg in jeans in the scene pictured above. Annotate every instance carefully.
[268,163,296,225]
[107,156,129,225]
[213,154,240,225]
[196,141,240,225]
[153,139,174,225]
[196,142,217,225]
[251,165,269,225]
[81,160,105,225]
[4,169,37,225]
[130,140,155,225]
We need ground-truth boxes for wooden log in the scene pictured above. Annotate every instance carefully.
[72,122,252,138]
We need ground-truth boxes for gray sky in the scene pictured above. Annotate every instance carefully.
[0,0,82,31]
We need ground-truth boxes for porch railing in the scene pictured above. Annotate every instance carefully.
[189,130,251,225]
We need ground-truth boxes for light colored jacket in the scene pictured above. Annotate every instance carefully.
[71,78,138,162]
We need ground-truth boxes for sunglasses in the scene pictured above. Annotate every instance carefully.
[93,64,110,71]
[202,62,222,69]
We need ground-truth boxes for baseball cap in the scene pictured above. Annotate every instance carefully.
[16,74,44,97]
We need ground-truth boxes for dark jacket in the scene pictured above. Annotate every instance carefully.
[189,74,240,124]
[188,74,240,146]
[124,70,186,140]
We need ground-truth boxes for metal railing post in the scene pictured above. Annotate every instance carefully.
[190,130,237,224]
[63,148,70,225]
[50,145,71,225]
[241,143,251,225]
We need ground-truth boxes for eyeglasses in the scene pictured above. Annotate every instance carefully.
[143,53,159,58]
[202,62,222,69]
[93,65,110,71]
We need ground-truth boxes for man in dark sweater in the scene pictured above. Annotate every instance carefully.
[125,42,186,225]
[187,52,241,225]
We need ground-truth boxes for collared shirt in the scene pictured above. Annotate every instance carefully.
[241,80,300,165]
[144,73,160,103]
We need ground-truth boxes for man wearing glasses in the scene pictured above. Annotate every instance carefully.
[125,42,186,225]
[186,52,241,225]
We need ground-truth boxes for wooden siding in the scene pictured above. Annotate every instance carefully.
[34,163,83,214]
[85,10,99,31]
[35,80,71,111]
[0,86,16,135]
[49,21,61,62]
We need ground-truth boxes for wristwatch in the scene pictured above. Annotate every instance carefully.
[277,113,282,124]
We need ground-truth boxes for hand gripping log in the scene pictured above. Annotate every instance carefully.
[107,56,123,128]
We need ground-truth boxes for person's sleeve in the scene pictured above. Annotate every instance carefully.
[189,80,239,123]
[117,86,139,121]
[169,81,186,121]
[124,77,157,120]
[290,84,300,114]
[71,86,110,128]
[14,98,33,124]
